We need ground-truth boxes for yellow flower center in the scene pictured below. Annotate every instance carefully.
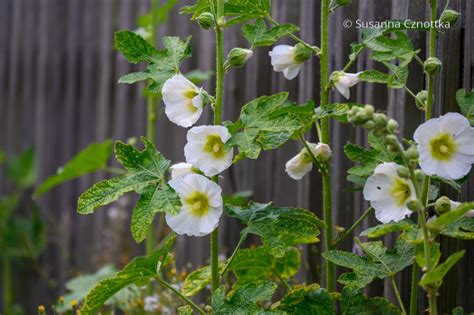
[185,191,210,217]
[429,133,457,161]
[390,178,412,207]
[204,135,226,158]
[184,89,199,113]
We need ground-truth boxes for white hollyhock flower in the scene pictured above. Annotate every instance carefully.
[285,143,332,180]
[363,162,416,223]
[333,72,361,99]
[413,112,474,180]
[269,45,302,80]
[166,174,223,237]
[184,125,233,177]
[162,74,204,128]
[170,162,195,179]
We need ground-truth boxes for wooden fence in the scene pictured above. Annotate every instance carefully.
[0,0,473,313]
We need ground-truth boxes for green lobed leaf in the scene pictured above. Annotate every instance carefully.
[360,219,415,238]
[340,287,401,315]
[226,201,324,257]
[77,137,181,243]
[314,103,364,123]
[118,71,151,84]
[419,250,465,287]
[274,284,335,315]
[5,148,37,189]
[181,263,223,297]
[456,89,474,125]
[211,281,280,315]
[359,70,390,84]
[415,242,441,269]
[230,246,300,288]
[34,140,113,198]
[114,30,158,63]
[242,18,299,47]
[363,30,415,67]
[137,0,178,28]
[80,234,176,314]
[227,93,315,161]
[440,216,474,240]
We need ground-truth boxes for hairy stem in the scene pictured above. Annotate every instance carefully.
[298,134,328,177]
[320,0,335,293]
[409,262,420,315]
[211,0,225,296]
[156,277,206,314]
[391,275,407,315]
[334,207,373,247]
[146,0,159,257]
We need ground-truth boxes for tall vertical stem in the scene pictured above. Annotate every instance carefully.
[146,0,159,256]
[211,0,225,295]
[320,0,335,293]
[3,256,12,315]
[409,1,438,314]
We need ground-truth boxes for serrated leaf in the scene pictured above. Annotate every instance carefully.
[314,103,363,123]
[274,284,335,315]
[35,140,113,198]
[230,246,300,288]
[211,281,279,315]
[114,30,158,63]
[80,234,176,314]
[226,202,324,257]
[227,94,314,160]
[77,138,181,243]
[359,70,390,84]
[364,31,415,67]
[341,287,401,315]
[323,238,414,288]
[419,250,465,287]
[242,18,299,47]
[456,89,474,125]
[137,0,178,28]
[360,219,415,238]
[441,216,474,240]
[5,148,37,188]
[181,265,212,297]
[118,71,151,84]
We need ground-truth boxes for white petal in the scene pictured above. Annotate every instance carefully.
[170,163,194,179]
[372,198,412,223]
[282,64,302,80]
[437,112,470,136]
[413,118,441,145]
[165,104,203,128]
[455,127,474,156]
[373,162,399,178]
[334,81,350,99]
[285,153,313,180]
[363,174,393,201]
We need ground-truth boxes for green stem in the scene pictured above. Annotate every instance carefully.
[320,0,335,293]
[211,0,225,296]
[342,46,364,72]
[274,270,292,291]
[220,234,247,277]
[298,134,328,177]
[409,263,420,315]
[266,16,321,56]
[156,277,206,315]
[145,0,159,257]
[3,256,12,315]
[391,275,407,315]
[334,207,373,247]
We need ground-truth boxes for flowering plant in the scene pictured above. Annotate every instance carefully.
[35,0,474,314]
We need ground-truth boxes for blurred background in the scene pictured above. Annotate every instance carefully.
[0,0,473,313]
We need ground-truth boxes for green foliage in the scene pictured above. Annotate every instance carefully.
[363,30,416,67]
[185,69,214,85]
[226,93,315,161]
[226,201,324,257]
[314,103,363,123]
[427,202,474,235]
[323,238,414,289]
[456,88,474,125]
[55,265,118,312]
[211,281,279,314]
[340,287,401,315]
[344,133,398,188]
[182,265,212,297]
[274,284,335,314]
[242,18,299,47]
[230,246,300,287]
[178,305,194,315]
[440,216,474,240]
[115,33,192,92]
[77,137,181,243]
[137,0,178,29]
[360,219,415,238]
[80,234,176,314]
[34,140,113,198]
[415,242,441,269]
[5,148,37,188]
[419,250,465,287]
[181,0,271,27]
